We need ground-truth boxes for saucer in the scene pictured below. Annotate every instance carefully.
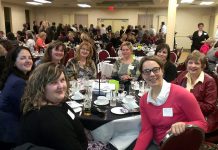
[111,107,127,115]
[94,99,109,106]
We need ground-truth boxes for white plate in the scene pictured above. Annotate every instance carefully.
[103,60,110,63]
[94,99,109,106]
[111,107,127,115]
[138,93,143,97]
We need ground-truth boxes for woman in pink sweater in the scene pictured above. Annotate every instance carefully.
[134,56,207,150]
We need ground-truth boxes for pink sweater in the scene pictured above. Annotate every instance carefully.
[134,84,208,150]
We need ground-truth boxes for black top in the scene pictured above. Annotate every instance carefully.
[164,61,177,82]
[20,103,88,150]
[191,30,209,51]
[0,56,6,77]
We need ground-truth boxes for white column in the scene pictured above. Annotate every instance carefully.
[0,0,5,32]
[166,0,177,51]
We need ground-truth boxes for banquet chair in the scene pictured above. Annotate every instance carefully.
[170,51,178,64]
[160,125,204,150]
[64,48,74,65]
[98,50,110,62]
[176,47,184,62]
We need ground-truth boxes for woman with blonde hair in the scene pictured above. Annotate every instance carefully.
[35,32,47,53]
[112,41,139,90]
[65,41,96,80]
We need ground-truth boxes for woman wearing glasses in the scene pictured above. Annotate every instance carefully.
[134,56,207,150]
[65,41,96,80]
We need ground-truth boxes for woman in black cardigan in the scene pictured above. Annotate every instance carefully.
[154,43,177,82]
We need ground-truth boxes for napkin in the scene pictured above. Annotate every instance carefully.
[108,80,119,91]
[66,101,83,113]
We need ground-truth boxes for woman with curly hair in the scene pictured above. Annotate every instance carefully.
[65,41,96,80]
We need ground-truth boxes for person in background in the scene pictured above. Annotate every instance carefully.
[200,37,215,55]
[0,45,7,77]
[20,62,88,150]
[35,32,47,53]
[65,41,96,80]
[206,41,218,72]
[154,43,177,82]
[134,56,207,150]
[173,50,218,133]
[39,41,66,66]
[0,46,34,149]
[6,32,19,48]
[214,25,218,41]
[111,41,139,90]
[25,31,36,53]
[160,22,167,36]
[0,31,7,40]
[190,23,209,52]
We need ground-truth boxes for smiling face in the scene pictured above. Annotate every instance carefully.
[156,48,168,63]
[121,45,132,59]
[142,60,163,88]
[15,49,33,74]
[79,45,90,59]
[186,59,202,77]
[51,45,65,63]
[45,72,67,105]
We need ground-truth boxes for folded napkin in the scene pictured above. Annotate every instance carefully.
[91,115,141,150]
[122,101,139,110]
[66,101,83,113]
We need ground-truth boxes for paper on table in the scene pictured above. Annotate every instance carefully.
[66,101,83,113]
[92,82,115,91]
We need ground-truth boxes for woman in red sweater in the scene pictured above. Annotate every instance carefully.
[134,56,207,150]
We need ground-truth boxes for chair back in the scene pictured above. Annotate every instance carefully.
[160,125,204,150]
[98,50,110,62]
[170,51,178,64]
[177,47,183,62]
[64,49,74,65]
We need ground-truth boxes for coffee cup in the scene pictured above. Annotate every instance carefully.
[125,95,134,102]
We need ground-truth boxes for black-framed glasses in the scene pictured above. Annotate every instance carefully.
[142,67,160,75]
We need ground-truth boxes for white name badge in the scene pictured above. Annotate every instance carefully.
[128,65,134,70]
[67,109,75,120]
[163,108,173,117]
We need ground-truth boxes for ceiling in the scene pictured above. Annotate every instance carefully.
[2,0,218,8]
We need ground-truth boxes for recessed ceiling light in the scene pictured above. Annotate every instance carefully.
[200,1,214,5]
[77,4,91,8]
[33,0,52,4]
[181,0,194,3]
[26,2,43,5]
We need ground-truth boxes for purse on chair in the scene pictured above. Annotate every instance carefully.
[160,125,204,150]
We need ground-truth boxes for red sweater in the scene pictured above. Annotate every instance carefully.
[134,84,207,150]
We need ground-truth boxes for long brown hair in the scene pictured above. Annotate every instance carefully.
[41,41,66,65]
[21,62,69,114]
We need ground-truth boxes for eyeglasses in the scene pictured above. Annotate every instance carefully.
[142,67,160,75]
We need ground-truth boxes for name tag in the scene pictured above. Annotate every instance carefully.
[67,109,75,120]
[128,65,134,70]
[163,108,173,117]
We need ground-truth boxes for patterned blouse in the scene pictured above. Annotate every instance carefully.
[111,58,140,80]
[65,58,97,80]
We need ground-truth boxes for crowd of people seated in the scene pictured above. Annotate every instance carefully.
[0,20,217,150]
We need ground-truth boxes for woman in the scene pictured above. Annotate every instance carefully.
[0,46,34,149]
[173,50,218,133]
[20,62,88,150]
[111,41,139,89]
[25,31,36,53]
[206,41,218,72]
[39,41,66,66]
[190,23,209,52]
[134,56,207,150]
[155,43,177,82]
[65,41,96,80]
[35,31,47,53]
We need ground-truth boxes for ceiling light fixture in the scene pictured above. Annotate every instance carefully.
[200,1,214,5]
[181,0,194,3]
[77,4,91,8]
[33,0,52,4]
[26,2,43,5]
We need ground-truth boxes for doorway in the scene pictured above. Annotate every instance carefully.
[4,7,12,33]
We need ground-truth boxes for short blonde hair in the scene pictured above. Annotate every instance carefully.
[185,50,207,69]
[120,41,133,51]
